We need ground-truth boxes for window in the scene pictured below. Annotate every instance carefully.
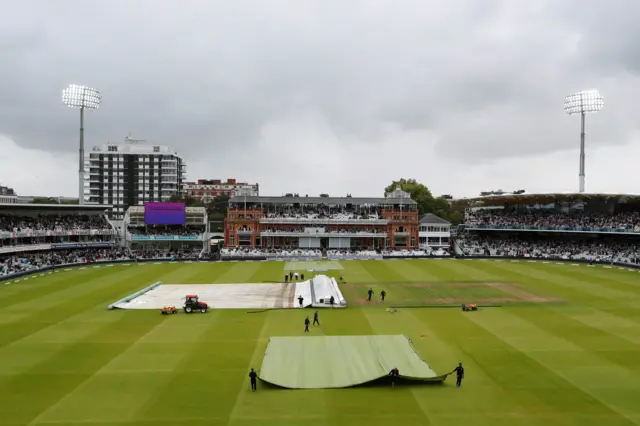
[153,146,160,152]
[411,237,416,247]
[229,236,235,246]
[108,145,118,152]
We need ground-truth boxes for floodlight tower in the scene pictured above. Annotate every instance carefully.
[62,84,102,205]
[564,89,604,193]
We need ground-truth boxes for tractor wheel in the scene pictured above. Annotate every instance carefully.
[185,306,193,313]
[200,307,208,313]
[172,310,177,314]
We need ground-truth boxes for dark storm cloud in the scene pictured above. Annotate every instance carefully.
[1,0,640,169]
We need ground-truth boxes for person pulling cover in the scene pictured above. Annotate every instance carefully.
[389,367,400,389]
[249,368,257,392]
[450,362,464,388]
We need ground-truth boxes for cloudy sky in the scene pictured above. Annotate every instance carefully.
[1,0,639,199]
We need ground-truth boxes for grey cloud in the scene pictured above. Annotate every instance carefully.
[1,0,640,176]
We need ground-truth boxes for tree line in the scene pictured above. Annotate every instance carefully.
[384,178,462,225]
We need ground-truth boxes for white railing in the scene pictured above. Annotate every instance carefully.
[260,231,385,237]
[260,217,388,225]
[0,229,114,239]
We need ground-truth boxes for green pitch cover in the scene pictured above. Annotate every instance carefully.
[258,335,448,389]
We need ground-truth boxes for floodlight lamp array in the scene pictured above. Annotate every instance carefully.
[62,84,102,109]
[564,89,604,115]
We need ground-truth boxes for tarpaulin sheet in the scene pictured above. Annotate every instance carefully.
[258,335,447,389]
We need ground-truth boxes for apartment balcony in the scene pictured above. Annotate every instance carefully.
[394,231,410,237]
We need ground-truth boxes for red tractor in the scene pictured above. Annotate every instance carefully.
[184,295,209,313]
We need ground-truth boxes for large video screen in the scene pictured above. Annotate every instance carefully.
[144,202,186,225]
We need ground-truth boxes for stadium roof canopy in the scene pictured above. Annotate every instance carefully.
[454,192,640,207]
[0,203,112,211]
[126,206,206,213]
[420,213,451,225]
[229,195,418,206]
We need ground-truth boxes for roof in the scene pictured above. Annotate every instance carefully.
[0,203,112,211]
[229,195,417,206]
[453,192,640,207]
[420,213,451,225]
[126,206,206,214]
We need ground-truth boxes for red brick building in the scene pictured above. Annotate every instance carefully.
[224,188,419,250]
[183,178,259,203]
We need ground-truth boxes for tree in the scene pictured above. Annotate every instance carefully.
[384,179,463,224]
[208,195,229,216]
[384,179,436,216]
[206,195,229,233]
[168,194,204,207]
[30,197,60,204]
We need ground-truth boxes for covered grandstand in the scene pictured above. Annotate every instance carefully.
[452,192,640,264]
[123,204,209,258]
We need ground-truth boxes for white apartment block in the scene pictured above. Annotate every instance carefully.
[84,136,186,219]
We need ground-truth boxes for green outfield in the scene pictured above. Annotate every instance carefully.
[1,258,640,425]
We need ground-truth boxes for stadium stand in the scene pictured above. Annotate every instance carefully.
[0,214,109,232]
[218,247,448,260]
[0,247,210,277]
[0,203,216,280]
[6,191,640,281]
[124,204,209,258]
[454,193,640,265]
[0,203,116,255]
[465,210,640,232]
[456,233,639,264]
[224,188,420,259]
[220,248,322,260]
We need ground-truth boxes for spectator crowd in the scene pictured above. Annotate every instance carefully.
[220,247,443,259]
[258,225,387,234]
[1,247,210,276]
[1,214,111,233]
[261,206,383,221]
[465,210,640,231]
[221,248,323,258]
[127,226,204,237]
[457,233,639,264]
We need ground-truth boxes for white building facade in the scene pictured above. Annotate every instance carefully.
[0,185,17,204]
[418,213,451,250]
[85,137,186,219]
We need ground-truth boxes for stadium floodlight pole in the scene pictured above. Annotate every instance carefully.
[564,89,604,193]
[62,84,102,205]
